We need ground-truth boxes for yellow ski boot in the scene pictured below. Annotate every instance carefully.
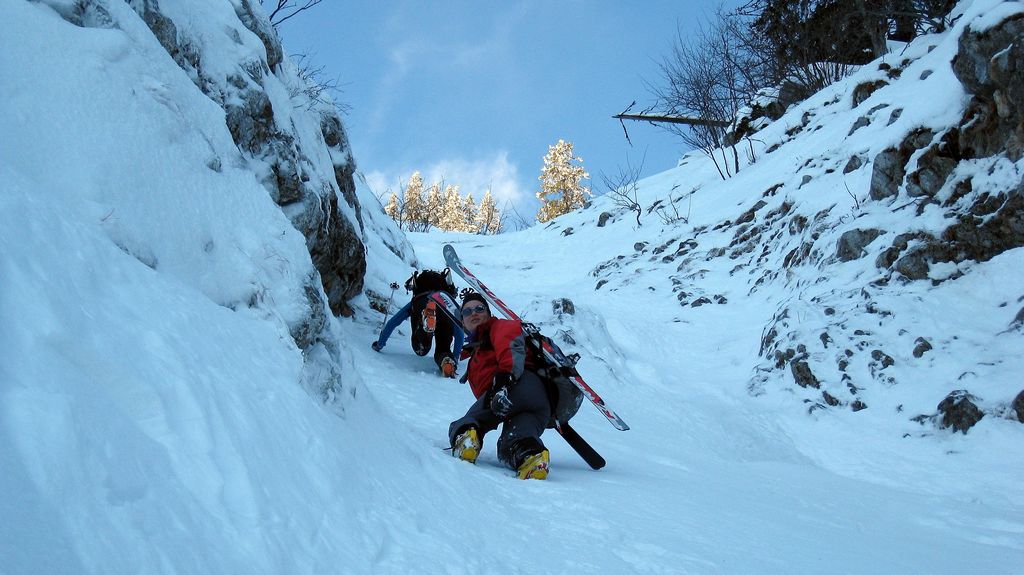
[516,450,550,480]
[440,357,457,378]
[452,428,481,464]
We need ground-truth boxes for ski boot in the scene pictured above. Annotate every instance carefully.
[422,300,437,334]
[452,428,480,464]
[440,356,457,378]
[516,450,550,480]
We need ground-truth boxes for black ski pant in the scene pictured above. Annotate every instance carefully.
[410,294,455,369]
[448,370,551,469]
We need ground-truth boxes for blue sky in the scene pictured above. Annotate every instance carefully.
[278,1,739,222]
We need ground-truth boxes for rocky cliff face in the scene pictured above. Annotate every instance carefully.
[40,0,393,400]
[866,12,1024,285]
[136,0,367,319]
[954,12,1024,162]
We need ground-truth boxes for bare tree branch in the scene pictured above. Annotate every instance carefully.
[655,188,694,226]
[613,112,730,128]
[500,200,530,232]
[601,152,647,227]
[261,0,323,27]
[648,18,750,179]
[289,52,349,113]
[617,101,635,146]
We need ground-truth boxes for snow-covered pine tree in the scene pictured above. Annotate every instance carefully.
[462,193,479,233]
[424,181,443,231]
[475,189,501,234]
[403,171,426,231]
[438,184,465,231]
[536,139,591,223]
[384,192,401,225]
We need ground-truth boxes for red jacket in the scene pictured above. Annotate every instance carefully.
[460,317,531,398]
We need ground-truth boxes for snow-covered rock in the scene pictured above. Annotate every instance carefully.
[575,0,1024,432]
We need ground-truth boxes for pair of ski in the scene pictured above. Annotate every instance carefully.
[429,244,629,471]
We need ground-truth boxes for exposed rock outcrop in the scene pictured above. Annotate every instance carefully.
[881,176,1024,280]
[552,298,576,316]
[866,14,1024,283]
[869,128,935,201]
[905,129,962,198]
[129,0,366,318]
[837,228,883,261]
[743,10,1024,424]
[952,13,1024,161]
[937,390,985,433]
[1013,390,1024,423]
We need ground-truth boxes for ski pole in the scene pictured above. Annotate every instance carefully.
[379,282,399,332]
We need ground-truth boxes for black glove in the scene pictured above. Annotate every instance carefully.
[489,372,516,418]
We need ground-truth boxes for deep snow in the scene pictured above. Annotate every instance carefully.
[2,0,1022,573]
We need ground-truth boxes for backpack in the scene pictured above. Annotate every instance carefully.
[406,268,457,297]
[526,332,585,428]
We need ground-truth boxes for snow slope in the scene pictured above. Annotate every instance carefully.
[344,228,1024,574]
[1,0,1022,573]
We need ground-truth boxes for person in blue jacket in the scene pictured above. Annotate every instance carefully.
[372,269,463,378]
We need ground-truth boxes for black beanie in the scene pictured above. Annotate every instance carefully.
[461,292,489,311]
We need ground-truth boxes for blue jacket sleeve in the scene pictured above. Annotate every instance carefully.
[452,323,464,361]
[376,300,412,347]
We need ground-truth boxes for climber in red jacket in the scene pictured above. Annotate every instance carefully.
[448,292,551,480]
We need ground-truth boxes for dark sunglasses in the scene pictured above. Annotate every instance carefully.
[461,305,488,318]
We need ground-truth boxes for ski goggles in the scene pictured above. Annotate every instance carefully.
[461,305,488,318]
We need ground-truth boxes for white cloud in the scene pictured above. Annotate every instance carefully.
[363,151,534,214]
[422,151,526,205]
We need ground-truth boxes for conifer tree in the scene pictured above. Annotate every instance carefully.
[438,184,465,231]
[475,190,502,234]
[536,139,591,223]
[403,171,426,231]
[424,181,443,230]
[462,193,479,233]
[384,192,401,225]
